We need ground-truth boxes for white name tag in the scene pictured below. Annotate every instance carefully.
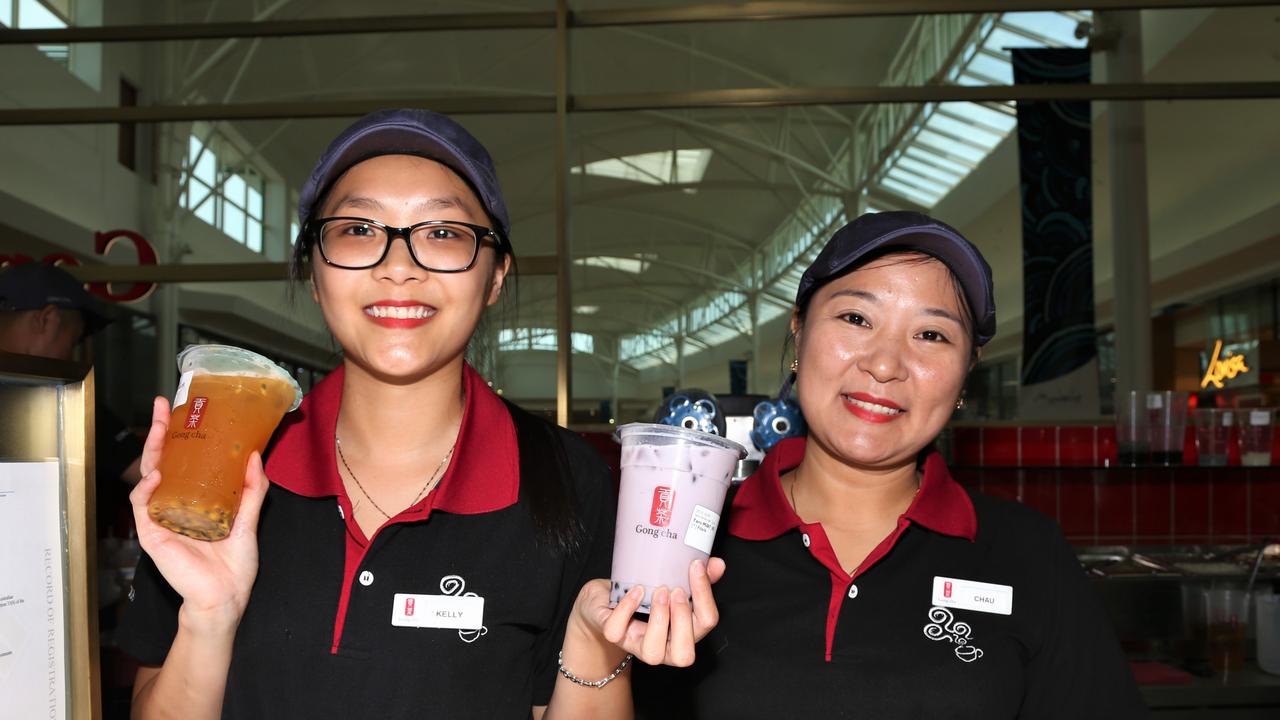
[390,593,485,630]
[932,576,1013,616]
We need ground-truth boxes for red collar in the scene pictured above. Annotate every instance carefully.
[264,362,520,515]
[728,437,977,541]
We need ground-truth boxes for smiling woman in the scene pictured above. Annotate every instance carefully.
[117,109,721,720]
[634,211,1146,720]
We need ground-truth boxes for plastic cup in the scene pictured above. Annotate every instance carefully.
[1258,593,1280,675]
[1115,391,1149,466]
[609,423,746,613]
[1237,409,1275,467]
[1204,588,1249,676]
[1148,391,1188,466]
[1194,409,1233,467]
[148,345,302,541]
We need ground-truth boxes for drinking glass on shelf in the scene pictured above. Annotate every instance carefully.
[1237,408,1275,467]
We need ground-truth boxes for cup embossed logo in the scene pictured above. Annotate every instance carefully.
[650,486,676,527]
[185,397,208,429]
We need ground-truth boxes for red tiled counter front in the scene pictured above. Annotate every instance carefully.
[948,466,1280,546]
[945,423,1280,546]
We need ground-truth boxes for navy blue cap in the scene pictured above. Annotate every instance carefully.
[0,262,113,334]
[297,109,510,245]
[796,211,996,346]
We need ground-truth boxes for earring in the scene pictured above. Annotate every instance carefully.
[955,396,966,410]
[790,358,799,372]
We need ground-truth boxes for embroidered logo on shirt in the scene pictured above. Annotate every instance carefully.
[923,606,985,663]
[440,574,488,643]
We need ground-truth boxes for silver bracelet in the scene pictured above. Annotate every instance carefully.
[556,650,633,689]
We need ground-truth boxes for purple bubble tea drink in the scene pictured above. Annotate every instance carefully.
[609,423,746,613]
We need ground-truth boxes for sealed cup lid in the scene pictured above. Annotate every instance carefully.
[614,422,747,459]
[176,344,304,412]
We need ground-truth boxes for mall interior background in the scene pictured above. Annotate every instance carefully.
[3,1,1276,432]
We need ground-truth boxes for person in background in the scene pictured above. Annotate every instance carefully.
[635,211,1146,718]
[0,261,144,510]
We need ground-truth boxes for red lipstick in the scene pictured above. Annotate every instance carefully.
[842,392,905,424]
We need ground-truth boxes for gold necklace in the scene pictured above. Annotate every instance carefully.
[335,435,456,520]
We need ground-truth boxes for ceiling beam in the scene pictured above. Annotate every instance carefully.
[3,1,1273,44]
[5,82,1277,126]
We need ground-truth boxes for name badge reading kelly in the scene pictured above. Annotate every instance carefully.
[391,593,485,630]
[932,576,1013,616]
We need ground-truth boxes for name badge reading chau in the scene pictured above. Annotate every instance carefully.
[931,576,1013,616]
[391,593,485,630]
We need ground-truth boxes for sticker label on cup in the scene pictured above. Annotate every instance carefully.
[1252,411,1272,426]
[683,504,720,555]
[1147,394,1164,409]
[173,370,193,408]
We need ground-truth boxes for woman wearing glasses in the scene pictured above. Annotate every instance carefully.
[120,110,716,720]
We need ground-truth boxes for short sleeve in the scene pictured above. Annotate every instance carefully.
[529,431,617,706]
[1018,526,1148,718]
[116,549,183,667]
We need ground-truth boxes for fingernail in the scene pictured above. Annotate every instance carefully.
[655,587,670,606]
[692,559,706,575]
[671,588,688,604]
[627,585,643,599]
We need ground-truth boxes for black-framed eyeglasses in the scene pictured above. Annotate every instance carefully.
[309,216,501,272]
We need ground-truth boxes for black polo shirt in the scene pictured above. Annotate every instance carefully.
[635,437,1146,719]
[119,364,615,719]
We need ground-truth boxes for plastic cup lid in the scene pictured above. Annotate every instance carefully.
[175,344,304,412]
[613,422,747,459]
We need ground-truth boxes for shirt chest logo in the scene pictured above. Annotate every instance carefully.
[922,576,1013,664]
[391,574,488,643]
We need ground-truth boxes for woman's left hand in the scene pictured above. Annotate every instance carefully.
[572,557,725,667]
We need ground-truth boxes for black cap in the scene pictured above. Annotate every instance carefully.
[297,108,510,245]
[796,211,996,346]
[0,263,113,334]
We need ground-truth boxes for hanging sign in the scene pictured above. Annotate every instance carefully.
[1200,338,1257,389]
[0,229,158,304]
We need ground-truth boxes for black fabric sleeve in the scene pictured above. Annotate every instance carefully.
[115,549,183,667]
[530,429,617,707]
[1018,523,1148,719]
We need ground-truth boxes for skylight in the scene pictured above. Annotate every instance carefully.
[873,10,1090,209]
[571,149,712,186]
[574,254,657,274]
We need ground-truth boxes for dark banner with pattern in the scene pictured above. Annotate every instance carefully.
[1013,48,1100,418]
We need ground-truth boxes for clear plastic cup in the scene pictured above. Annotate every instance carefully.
[1148,391,1189,466]
[1204,588,1250,676]
[1238,409,1275,467]
[1194,409,1233,467]
[1258,593,1280,676]
[148,345,303,541]
[609,423,746,613]
[1115,390,1149,466]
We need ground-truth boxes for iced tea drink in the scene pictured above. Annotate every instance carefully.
[148,345,302,540]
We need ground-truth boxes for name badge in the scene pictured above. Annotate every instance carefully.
[391,593,485,630]
[932,576,1013,616]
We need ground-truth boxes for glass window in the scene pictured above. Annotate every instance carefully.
[180,132,267,253]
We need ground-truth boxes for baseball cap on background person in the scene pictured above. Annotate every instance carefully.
[795,210,997,346]
[0,262,114,335]
[295,108,512,250]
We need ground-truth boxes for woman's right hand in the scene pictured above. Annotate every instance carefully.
[128,396,269,629]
